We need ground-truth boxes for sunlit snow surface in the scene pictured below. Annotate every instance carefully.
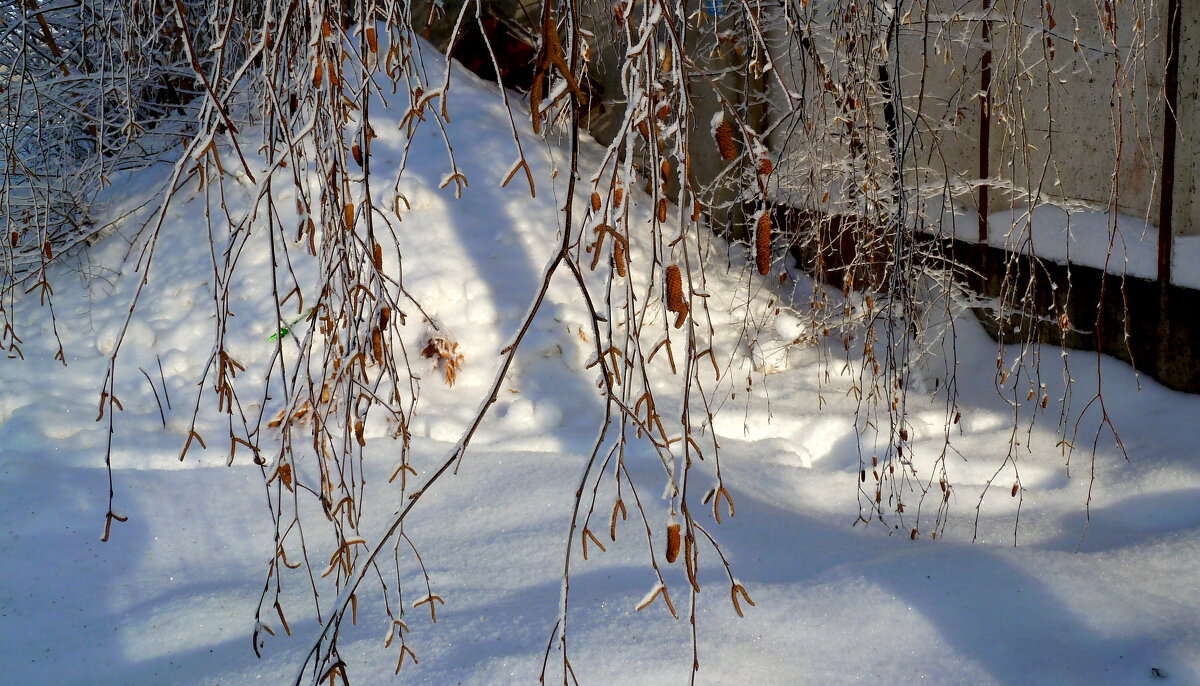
[930,200,1200,290]
[3,54,1200,686]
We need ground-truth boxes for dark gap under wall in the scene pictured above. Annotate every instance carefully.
[773,206,1200,394]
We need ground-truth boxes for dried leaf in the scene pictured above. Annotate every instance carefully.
[422,336,464,387]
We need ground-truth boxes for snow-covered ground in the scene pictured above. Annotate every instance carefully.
[3,52,1200,686]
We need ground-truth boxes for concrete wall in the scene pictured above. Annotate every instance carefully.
[764,0,1199,239]
[418,0,1198,242]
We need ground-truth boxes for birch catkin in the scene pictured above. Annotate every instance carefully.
[666,264,688,328]
[756,211,772,275]
[666,522,681,563]
[714,117,737,160]
[666,265,684,310]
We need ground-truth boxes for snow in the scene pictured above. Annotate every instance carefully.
[930,199,1200,290]
[3,49,1200,686]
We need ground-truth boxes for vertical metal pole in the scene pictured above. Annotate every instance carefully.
[978,0,993,243]
[1158,0,1181,287]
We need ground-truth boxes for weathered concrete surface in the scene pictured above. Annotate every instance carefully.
[764,0,1197,239]
[1175,2,1200,238]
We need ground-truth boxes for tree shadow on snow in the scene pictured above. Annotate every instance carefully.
[1040,488,1200,554]
[714,475,1191,685]
[382,108,608,443]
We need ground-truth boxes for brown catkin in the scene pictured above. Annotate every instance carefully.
[591,192,602,211]
[328,56,340,87]
[365,27,378,53]
[352,143,363,168]
[684,532,699,590]
[373,243,383,270]
[372,328,383,363]
[714,118,737,160]
[657,198,668,222]
[614,240,627,278]
[666,523,681,563]
[755,212,772,275]
[613,186,624,207]
[759,156,774,176]
[666,265,684,310]
[672,305,688,329]
[666,265,687,327]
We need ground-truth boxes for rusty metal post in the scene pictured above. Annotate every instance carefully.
[978,0,993,243]
[1158,0,1182,287]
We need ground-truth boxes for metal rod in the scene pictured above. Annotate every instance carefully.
[978,0,993,243]
[1158,0,1182,287]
